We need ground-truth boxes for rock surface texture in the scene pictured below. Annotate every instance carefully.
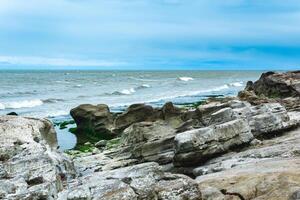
[239,71,300,111]
[0,116,75,199]
[1,71,300,199]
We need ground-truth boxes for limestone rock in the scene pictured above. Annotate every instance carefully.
[0,116,75,199]
[70,104,115,141]
[196,158,300,200]
[114,104,158,131]
[173,119,253,167]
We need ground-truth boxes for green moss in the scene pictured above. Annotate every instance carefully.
[177,100,205,109]
[73,143,95,153]
[59,120,75,130]
[69,127,77,134]
[106,138,121,149]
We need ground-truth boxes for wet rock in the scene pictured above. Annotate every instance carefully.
[6,112,18,116]
[70,104,115,142]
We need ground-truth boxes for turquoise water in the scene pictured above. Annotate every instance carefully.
[0,70,263,149]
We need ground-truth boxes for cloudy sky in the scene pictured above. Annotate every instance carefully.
[0,0,300,70]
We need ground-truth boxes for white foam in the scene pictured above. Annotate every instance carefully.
[141,84,151,88]
[4,99,43,109]
[0,103,5,110]
[120,88,136,95]
[228,82,243,87]
[136,84,151,89]
[178,77,194,82]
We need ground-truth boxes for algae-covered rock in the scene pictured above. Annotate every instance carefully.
[70,104,116,143]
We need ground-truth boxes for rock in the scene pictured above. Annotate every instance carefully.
[200,186,225,200]
[251,71,300,98]
[95,140,107,148]
[121,121,175,145]
[120,121,177,164]
[209,107,236,125]
[173,119,253,167]
[247,103,293,138]
[161,102,182,120]
[193,127,300,177]
[70,104,115,142]
[154,173,202,200]
[196,158,300,200]
[0,116,75,199]
[6,112,18,116]
[114,104,158,131]
[197,101,229,125]
[239,71,300,109]
[58,162,201,200]
[131,135,176,164]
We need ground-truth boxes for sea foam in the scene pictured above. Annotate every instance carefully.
[178,77,194,82]
[0,99,43,109]
[228,82,244,87]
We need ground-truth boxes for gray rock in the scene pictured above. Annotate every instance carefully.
[114,104,157,131]
[0,116,75,199]
[95,140,107,148]
[209,107,236,125]
[70,104,115,140]
[121,121,175,145]
[173,119,253,167]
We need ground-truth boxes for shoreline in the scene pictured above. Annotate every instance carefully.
[1,71,300,199]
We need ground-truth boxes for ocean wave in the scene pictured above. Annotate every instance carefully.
[136,84,151,89]
[1,91,37,98]
[178,77,194,82]
[227,82,244,87]
[0,103,5,110]
[110,84,151,96]
[74,84,82,88]
[0,99,43,109]
[112,88,136,95]
[42,98,65,104]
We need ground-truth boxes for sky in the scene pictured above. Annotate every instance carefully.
[0,0,300,70]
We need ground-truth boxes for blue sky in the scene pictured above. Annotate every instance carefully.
[0,0,300,70]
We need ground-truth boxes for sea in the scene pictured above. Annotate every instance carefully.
[0,70,263,150]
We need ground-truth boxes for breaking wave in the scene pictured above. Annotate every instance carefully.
[227,82,244,87]
[42,98,65,104]
[178,77,194,82]
[110,84,151,95]
[0,99,43,110]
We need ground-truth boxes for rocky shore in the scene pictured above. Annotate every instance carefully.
[1,71,300,199]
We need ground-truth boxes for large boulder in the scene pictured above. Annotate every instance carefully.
[121,121,176,164]
[0,116,75,199]
[70,104,115,142]
[114,104,159,131]
[121,121,175,145]
[58,162,202,200]
[197,158,300,200]
[173,119,253,167]
[239,71,300,111]
[247,71,300,98]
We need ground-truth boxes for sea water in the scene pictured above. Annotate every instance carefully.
[0,70,263,149]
